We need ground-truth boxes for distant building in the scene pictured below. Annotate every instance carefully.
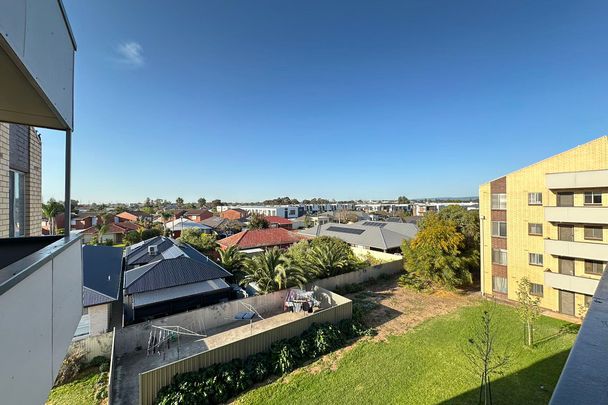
[183,209,213,223]
[265,216,293,229]
[412,202,478,217]
[217,228,304,251]
[82,221,142,244]
[164,218,212,237]
[116,210,153,223]
[220,208,249,220]
[218,205,304,219]
[299,220,418,253]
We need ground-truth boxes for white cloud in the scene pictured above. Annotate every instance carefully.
[115,41,144,68]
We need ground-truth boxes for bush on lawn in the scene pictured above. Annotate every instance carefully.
[156,320,372,404]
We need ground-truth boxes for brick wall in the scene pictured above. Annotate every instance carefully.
[0,124,9,238]
[26,127,41,236]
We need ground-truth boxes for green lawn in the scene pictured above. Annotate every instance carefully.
[235,303,577,405]
[47,368,101,405]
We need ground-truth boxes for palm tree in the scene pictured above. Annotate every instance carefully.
[96,223,109,244]
[240,248,309,293]
[42,201,62,235]
[305,242,352,278]
[218,245,245,270]
[275,255,309,290]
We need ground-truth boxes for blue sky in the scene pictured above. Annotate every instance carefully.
[41,0,608,203]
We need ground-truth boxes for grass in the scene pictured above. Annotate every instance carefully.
[46,367,101,405]
[235,303,577,405]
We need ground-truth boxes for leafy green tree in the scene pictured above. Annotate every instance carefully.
[401,213,471,288]
[397,196,410,204]
[141,227,162,240]
[124,230,142,245]
[248,213,269,230]
[516,277,541,347]
[303,215,314,228]
[176,197,184,208]
[180,229,217,253]
[197,198,207,208]
[303,237,360,278]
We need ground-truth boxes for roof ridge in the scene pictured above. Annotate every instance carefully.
[125,259,162,287]
[83,286,116,300]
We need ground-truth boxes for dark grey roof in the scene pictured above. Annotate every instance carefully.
[200,216,227,229]
[82,245,122,306]
[83,287,115,307]
[124,256,232,295]
[125,236,175,266]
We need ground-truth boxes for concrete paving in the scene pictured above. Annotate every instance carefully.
[111,309,315,404]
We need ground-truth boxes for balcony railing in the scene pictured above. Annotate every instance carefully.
[0,234,83,405]
[551,269,608,404]
[546,169,608,190]
[544,271,599,295]
[545,206,608,225]
[545,238,608,262]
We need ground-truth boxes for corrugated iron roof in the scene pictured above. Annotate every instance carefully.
[82,245,122,305]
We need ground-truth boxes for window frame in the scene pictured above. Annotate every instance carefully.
[529,253,544,267]
[584,260,606,275]
[584,191,603,205]
[530,283,544,297]
[528,223,543,236]
[492,276,508,293]
[491,248,508,266]
[491,221,507,238]
[584,226,603,241]
[9,169,26,238]
[491,193,507,210]
[528,192,543,206]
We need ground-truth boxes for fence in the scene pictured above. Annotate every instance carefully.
[68,331,114,362]
[108,327,117,405]
[138,287,351,405]
[309,255,403,291]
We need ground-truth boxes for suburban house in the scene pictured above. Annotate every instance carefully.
[218,205,304,219]
[183,209,213,222]
[123,236,232,322]
[299,220,418,253]
[265,215,293,229]
[82,221,142,244]
[479,136,608,318]
[77,245,123,337]
[217,228,304,251]
[116,210,153,223]
[220,208,249,220]
[164,218,212,237]
[200,216,243,236]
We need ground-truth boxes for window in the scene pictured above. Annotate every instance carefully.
[529,253,544,266]
[528,192,543,205]
[584,226,603,241]
[492,248,508,265]
[585,260,606,275]
[491,193,507,210]
[584,295,593,306]
[492,276,508,293]
[584,191,602,205]
[528,223,543,236]
[530,283,544,297]
[9,170,25,237]
[491,221,507,237]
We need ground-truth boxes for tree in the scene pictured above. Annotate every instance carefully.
[124,230,142,245]
[397,196,410,204]
[197,198,207,208]
[401,213,471,288]
[179,229,217,254]
[516,277,541,347]
[217,246,246,281]
[462,307,511,405]
[42,199,63,235]
[240,247,308,293]
[303,215,314,228]
[176,197,184,208]
[96,223,109,244]
[302,237,360,278]
[248,213,269,230]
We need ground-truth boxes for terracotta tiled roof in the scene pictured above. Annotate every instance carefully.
[114,221,141,231]
[217,228,303,249]
[83,223,131,235]
[264,216,292,225]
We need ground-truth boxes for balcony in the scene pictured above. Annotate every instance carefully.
[544,271,599,295]
[551,269,608,404]
[545,239,608,261]
[0,234,83,404]
[546,169,608,190]
[545,206,608,225]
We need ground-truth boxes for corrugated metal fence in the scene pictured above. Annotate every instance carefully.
[138,288,352,405]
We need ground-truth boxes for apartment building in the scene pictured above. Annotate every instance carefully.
[0,123,42,238]
[479,136,608,318]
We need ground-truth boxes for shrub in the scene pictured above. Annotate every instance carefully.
[398,273,432,292]
[89,355,109,368]
[99,362,110,373]
[245,352,272,383]
[272,340,296,375]
[54,348,86,386]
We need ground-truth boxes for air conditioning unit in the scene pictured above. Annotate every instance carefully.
[148,245,158,256]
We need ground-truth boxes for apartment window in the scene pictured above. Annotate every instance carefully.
[492,276,508,293]
[529,253,544,266]
[492,248,508,265]
[584,226,603,241]
[491,221,507,237]
[584,260,606,275]
[584,295,593,306]
[528,223,543,236]
[584,191,602,205]
[9,170,25,238]
[528,192,543,206]
[530,283,544,297]
[491,193,507,210]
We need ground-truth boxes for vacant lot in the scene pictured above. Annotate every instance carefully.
[234,278,577,405]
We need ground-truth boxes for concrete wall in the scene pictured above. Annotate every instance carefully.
[138,288,352,405]
[89,303,111,336]
[307,258,403,291]
[0,238,82,405]
[351,246,403,263]
[69,330,113,362]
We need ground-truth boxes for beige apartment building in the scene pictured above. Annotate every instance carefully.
[0,122,42,238]
[480,136,608,318]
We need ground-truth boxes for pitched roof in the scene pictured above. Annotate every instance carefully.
[184,209,212,216]
[125,236,175,266]
[82,222,132,235]
[123,256,232,294]
[82,245,123,307]
[114,221,141,231]
[299,221,418,251]
[217,228,303,249]
[200,216,227,229]
[165,218,213,231]
[264,216,292,225]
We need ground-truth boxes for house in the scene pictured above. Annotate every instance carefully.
[218,205,304,219]
[479,136,608,318]
[299,220,418,253]
[123,237,232,322]
[183,209,213,222]
[116,210,153,223]
[76,246,123,337]
[220,208,249,220]
[82,221,141,244]
[265,215,293,229]
[164,218,213,238]
[217,228,304,251]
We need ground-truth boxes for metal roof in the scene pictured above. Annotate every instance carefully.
[83,287,115,307]
[132,279,230,308]
[124,256,232,295]
[82,245,122,305]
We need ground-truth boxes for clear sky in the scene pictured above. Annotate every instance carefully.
[41,0,608,203]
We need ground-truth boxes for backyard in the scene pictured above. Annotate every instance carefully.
[234,276,577,405]
[46,367,107,405]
